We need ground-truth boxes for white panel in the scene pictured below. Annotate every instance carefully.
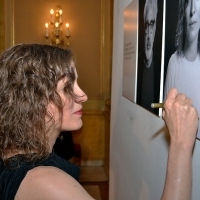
[110,0,200,199]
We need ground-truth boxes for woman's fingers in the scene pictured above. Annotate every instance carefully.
[163,88,198,150]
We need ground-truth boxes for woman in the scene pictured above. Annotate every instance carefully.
[164,0,200,138]
[0,44,94,199]
[0,44,197,199]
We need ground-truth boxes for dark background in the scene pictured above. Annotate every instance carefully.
[164,1,179,82]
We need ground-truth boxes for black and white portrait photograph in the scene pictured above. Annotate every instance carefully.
[164,0,200,139]
[137,0,164,115]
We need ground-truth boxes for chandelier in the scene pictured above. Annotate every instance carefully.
[45,6,70,46]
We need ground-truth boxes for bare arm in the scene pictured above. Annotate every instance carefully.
[161,88,198,200]
[15,166,95,200]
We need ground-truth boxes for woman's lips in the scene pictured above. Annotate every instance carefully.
[147,43,151,50]
[189,21,196,27]
[74,109,82,115]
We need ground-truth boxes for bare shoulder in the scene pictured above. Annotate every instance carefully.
[15,166,95,200]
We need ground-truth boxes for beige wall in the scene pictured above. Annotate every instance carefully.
[0,0,5,53]
[13,0,102,100]
[4,0,112,163]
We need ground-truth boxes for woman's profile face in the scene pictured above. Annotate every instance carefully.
[47,65,88,132]
[59,67,88,131]
[185,0,200,43]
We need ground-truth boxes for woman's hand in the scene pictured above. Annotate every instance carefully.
[162,88,198,151]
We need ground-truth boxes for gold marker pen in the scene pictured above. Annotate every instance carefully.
[151,103,164,109]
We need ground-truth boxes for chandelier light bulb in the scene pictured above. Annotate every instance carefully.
[50,9,54,15]
[45,23,49,38]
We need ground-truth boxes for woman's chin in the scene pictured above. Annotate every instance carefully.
[61,121,83,132]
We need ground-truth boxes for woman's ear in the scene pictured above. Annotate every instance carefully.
[45,102,56,124]
[46,101,63,123]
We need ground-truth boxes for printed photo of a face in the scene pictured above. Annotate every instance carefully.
[137,0,163,115]
[144,4,156,66]
[185,0,200,44]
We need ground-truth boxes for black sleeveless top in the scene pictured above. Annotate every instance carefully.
[0,153,80,200]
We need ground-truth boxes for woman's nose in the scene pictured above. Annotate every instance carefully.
[76,87,88,103]
[81,92,88,102]
[190,0,195,17]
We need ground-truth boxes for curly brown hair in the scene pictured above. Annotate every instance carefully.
[0,44,76,163]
